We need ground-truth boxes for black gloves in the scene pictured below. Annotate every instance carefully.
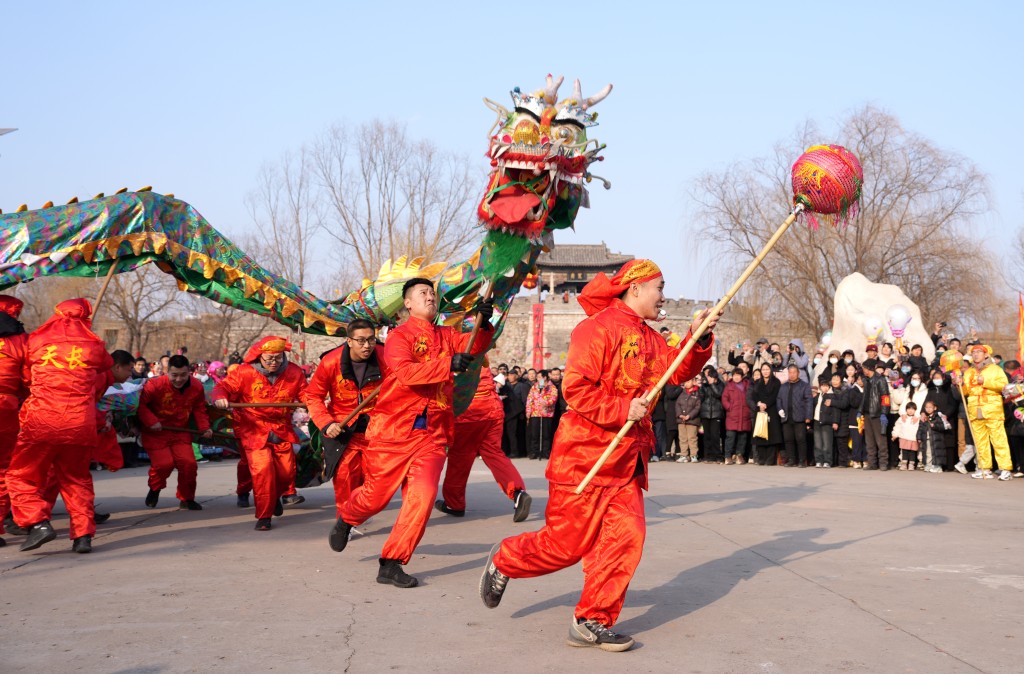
[474,298,495,323]
[450,353,475,373]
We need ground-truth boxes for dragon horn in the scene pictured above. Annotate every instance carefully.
[543,74,564,104]
[583,84,613,109]
[572,79,582,103]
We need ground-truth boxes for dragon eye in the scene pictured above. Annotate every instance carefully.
[554,125,578,144]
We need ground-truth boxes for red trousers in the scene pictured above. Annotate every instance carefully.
[0,410,17,534]
[246,440,296,519]
[237,450,297,497]
[147,437,198,501]
[332,436,367,518]
[494,478,646,626]
[7,439,96,540]
[442,417,524,512]
[340,432,446,564]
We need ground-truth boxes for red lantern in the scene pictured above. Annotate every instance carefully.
[523,273,538,290]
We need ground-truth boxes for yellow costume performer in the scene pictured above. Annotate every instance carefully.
[962,344,1013,478]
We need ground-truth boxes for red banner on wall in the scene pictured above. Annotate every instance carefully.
[532,303,544,370]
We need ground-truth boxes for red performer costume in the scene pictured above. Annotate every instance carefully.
[211,337,306,530]
[332,278,493,588]
[299,320,384,530]
[479,260,716,652]
[7,298,114,553]
[437,366,530,520]
[138,356,212,509]
[0,295,29,544]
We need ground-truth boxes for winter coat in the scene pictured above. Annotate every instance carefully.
[814,389,841,426]
[721,379,752,431]
[664,384,683,432]
[699,377,725,419]
[777,378,813,423]
[831,384,856,437]
[860,374,890,418]
[748,376,783,444]
[783,338,810,382]
[675,387,701,427]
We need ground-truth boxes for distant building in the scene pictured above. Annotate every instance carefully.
[535,242,633,295]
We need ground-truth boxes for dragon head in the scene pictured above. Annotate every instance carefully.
[479,75,612,243]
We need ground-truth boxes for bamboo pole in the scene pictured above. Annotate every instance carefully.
[92,261,119,315]
[575,203,805,494]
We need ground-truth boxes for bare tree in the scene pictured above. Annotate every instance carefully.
[246,146,322,288]
[11,275,94,331]
[103,266,182,354]
[312,120,478,281]
[693,106,996,337]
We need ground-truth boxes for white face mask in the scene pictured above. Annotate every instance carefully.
[813,357,821,365]
[844,357,853,364]
[910,379,921,387]
[829,357,838,365]
[933,378,944,387]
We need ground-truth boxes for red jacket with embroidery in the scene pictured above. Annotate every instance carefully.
[366,315,492,447]
[546,299,712,489]
[456,367,504,425]
[300,344,385,433]
[19,305,113,444]
[0,332,29,416]
[211,361,307,452]
[137,374,211,444]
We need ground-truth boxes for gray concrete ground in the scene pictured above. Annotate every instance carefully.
[1,458,1022,674]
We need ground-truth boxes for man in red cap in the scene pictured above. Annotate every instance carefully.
[479,259,719,651]
[435,363,531,522]
[139,354,212,510]
[330,278,494,588]
[299,318,386,550]
[0,295,29,548]
[7,298,113,553]
[212,336,307,530]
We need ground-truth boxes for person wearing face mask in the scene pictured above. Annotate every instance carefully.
[877,343,897,372]
[924,368,957,471]
[841,350,857,370]
[821,350,843,381]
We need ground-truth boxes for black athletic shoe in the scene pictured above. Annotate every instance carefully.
[255,518,272,531]
[434,499,465,517]
[273,498,284,517]
[145,489,160,508]
[377,558,418,588]
[20,521,56,552]
[328,518,353,553]
[4,514,28,536]
[236,492,250,508]
[179,500,203,511]
[72,535,93,554]
[281,494,305,507]
[479,542,510,608]
[93,512,111,525]
[567,617,635,652]
[512,490,532,523]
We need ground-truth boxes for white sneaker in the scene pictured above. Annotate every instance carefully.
[1013,471,1024,478]
[650,455,660,463]
[823,463,830,468]
[998,470,1013,481]
[675,457,687,463]
[815,462,822,468]
[971,470,994,479]
[954,463,967,474]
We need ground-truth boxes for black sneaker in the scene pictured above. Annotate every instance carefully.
[479,542,510,608]
[512,490,532,523]
[20,520,57,552]
[434,499,465,517]
[72,535,93,554]
[3,514,28,536]
[94,512,111,525]
[376,558,418,588]
[567,617,635,652]
[273,498,284,517]
[179,500,203,511]
[281,494,305,507]
[145,489,160,508]
[237,492,250,508]
[328,518,353,552]
[254,518,272,531]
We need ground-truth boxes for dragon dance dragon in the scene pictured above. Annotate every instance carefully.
[0,75,612,413]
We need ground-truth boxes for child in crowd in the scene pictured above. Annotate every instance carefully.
[892,401,921,470]
[916,400,950,473]
[675,377,701,463]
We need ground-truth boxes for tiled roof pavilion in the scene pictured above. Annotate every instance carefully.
[536,243,633,270]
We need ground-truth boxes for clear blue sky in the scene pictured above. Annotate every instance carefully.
[2,1,1021,300]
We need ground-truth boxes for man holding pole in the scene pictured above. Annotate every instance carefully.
[954,343,1014,480]
[479,260,718,651]
[330,278,493,589]
[138,355,212,510]
[212,337,307,530]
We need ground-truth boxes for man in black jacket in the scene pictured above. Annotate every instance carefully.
[500,372,526,457]
[860,359,891,470]
[777,365,812,466]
